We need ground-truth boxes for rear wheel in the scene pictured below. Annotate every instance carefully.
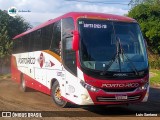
[51,81,69,107]
[20,74,28,92]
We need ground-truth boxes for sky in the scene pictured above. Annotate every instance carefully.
[0,0,131,26]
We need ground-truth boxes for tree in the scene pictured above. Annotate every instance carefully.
[0,10,32,74]
[0,10,32,39]
[128,0,160,53]
[0,10,32,57]
[129,0,159,7]
[0,25,12,58]
[0,23,13,73]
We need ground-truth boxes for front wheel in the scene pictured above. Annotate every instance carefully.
[51,81,69,108]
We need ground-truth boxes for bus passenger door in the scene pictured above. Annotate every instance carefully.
[62,18,77,99]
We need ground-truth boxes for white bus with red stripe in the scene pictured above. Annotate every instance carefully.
[11,12,149,107]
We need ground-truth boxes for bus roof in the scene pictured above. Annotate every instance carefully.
[13,12,136,39]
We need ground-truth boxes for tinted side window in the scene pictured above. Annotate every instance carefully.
[23,35,30,52]
[13,38,23,53]
[33,29,42,51]
[62,18,74,37]
[29,33,34,52]
[41,25,53,50]
[13,40,17,54]
[50,21,61,55]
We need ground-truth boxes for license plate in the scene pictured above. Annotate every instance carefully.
[115,95,128,100]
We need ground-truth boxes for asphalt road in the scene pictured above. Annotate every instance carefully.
[0,78,159,119]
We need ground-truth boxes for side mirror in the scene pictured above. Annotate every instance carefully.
[72,30,79,51]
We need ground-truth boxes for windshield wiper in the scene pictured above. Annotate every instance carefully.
[101,37,121,75]
[117,37,139,75]
[121,48,139,76]
[101,37,138,76]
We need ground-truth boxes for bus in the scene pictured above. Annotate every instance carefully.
[11,12,149,107]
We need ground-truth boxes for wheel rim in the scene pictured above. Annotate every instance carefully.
[54,86,62,102]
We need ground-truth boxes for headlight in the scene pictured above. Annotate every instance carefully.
[80,80,100,92]
[138,82,149,91]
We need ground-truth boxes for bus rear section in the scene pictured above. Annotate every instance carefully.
[11,12,149,107]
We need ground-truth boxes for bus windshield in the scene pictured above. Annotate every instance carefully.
[78,19,148,72]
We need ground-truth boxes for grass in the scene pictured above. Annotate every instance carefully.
[150,69,160,86]
[0,74,11,79]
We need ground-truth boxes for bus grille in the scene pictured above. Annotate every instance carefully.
[97,95,141,102]
[102,88,136,93]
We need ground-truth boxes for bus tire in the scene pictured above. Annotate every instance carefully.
[20,74,28,92]
[51,81,69,108]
